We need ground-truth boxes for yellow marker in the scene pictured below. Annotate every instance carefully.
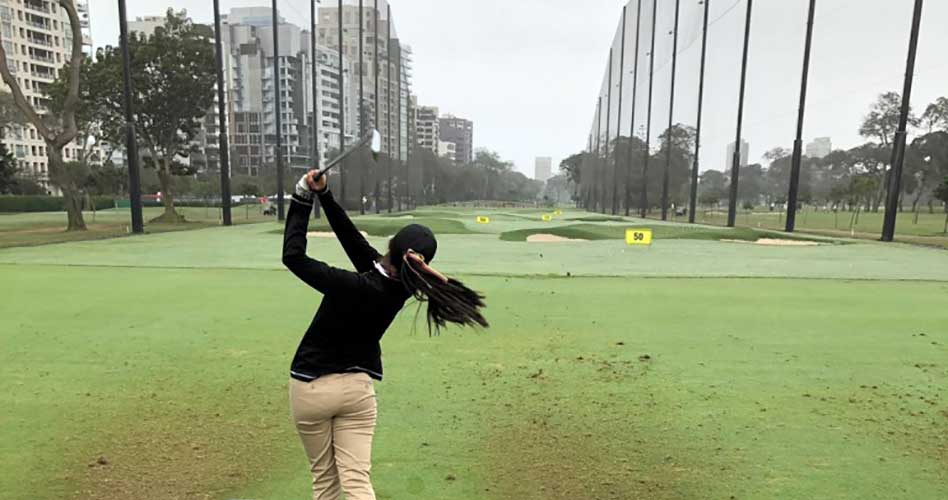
[542,214,553,222]
[625,228,653,246]
[476,216,490,224]
[553,209,563,216]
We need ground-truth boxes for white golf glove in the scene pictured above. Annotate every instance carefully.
[295,174,315,201]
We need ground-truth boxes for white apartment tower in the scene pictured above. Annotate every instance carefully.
[0,0,92,192]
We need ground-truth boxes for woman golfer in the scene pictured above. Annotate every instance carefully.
[282,170,487,500]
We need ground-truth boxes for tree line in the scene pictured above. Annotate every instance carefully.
[566,92,948,224]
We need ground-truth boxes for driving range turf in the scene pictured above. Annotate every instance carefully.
[1,207,947,500]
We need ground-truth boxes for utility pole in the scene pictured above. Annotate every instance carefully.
[786,0,816,233]
[117,0,143,233]
[336,0,346,208]
[613,8,627,216]
[359,0,366,214]
[396,37,403,212]
[594,96,602,212]
[727,0,753,228]
[662,0,680,221]
[310,0,321,218]
[386,4,393,213]
[603,47,613,214]
[272,0,285,221]
[625,0,642,216]
[373,0,381,213]
[640,0,657,218]
[689,0,710,224]
[213,0,232,226]
[882,0,924,242]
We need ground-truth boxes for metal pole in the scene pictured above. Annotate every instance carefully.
[662,0,680,221]
[689,0,710,224]
[786,0,816,232]
[272,0,285,221]
[337,0,346,207]
[117,0,143,234]
[373,0,380,213]
[640,0,657,218]
[396,35,403,212]
[594,96,602,212]
[603,48,613,214]
[625,0,642,216]
[311,0,321,218]
[882,0,924,242]
[386,4,393,213]
[613,8,627,216]
[727,0,753,228]
[213,0,232,226]
[359,0,365,214]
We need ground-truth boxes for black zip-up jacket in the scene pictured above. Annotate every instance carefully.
[282,190,409,381]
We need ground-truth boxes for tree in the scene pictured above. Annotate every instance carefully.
[0,0,86,230]
[935,176,948,234]
[698,169,727,207]
[85,10,216,223]
[859,91,918,146]
[921,97,948,133]
[0,144,18,194]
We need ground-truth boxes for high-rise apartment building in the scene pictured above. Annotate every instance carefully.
[318,1,412,162]
[806,137,831,159]
[535,157,552,182]
[414,104,439,155]
[439,114,473,164]
[726,139,749,169]
[438,141,456,162]
[0,0,92,192]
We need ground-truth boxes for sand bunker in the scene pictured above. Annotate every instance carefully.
[722,238,820,246]
[308,231,370,239]
[526,233,587,243]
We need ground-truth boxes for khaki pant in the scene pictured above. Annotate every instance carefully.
[290,373,378,500]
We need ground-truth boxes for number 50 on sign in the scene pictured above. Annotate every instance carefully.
[625,228,653,246]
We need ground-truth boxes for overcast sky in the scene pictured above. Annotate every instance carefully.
[88,0,947,177]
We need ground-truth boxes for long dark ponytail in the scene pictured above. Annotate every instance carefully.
[398,250,488,335]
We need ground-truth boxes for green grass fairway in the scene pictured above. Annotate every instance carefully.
[0,205,275,249]
[2,209,947,500]
[691,209,948,249]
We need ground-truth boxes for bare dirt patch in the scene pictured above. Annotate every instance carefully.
[307,230,369,239]
[721,238,820,246]
[526,233,587,243]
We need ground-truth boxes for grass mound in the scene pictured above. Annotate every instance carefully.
[271,216,478,237]
[500,223,829,243]
[570,215,627,222]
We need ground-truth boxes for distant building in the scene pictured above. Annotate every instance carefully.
[439,114,473,164]
[438,141,456,162]
[127,15,165,37]
[414,105,439,155]
[806,137,832,159]
[0,0,93,193]
[534,157,552,182]
[726,139,749,168]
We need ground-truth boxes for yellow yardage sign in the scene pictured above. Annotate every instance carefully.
[542,214,553,222]
[476,216,491,224]
[553,209,563,216]
[625,228,653,246]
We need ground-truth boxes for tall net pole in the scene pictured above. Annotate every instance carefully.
[273,0,285,221]
[689,0,710,224]
[727,0,753,228]
[882,0,924,242]
[213,0,232,226]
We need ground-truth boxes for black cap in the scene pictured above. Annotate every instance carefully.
[390,224,437,268]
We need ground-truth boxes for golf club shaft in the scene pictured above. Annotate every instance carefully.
[315,134,373,180]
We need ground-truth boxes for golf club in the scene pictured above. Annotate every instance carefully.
[314,129,382,180]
